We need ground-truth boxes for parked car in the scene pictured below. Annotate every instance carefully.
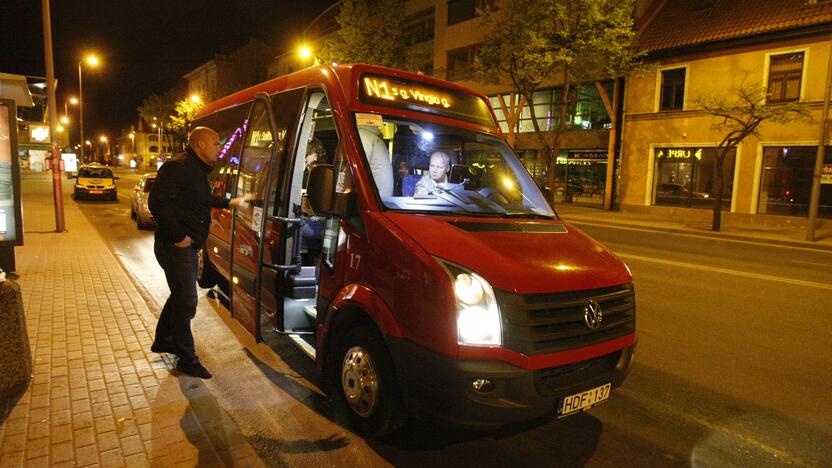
[130,173,156,230]
[655,183,710,206]
[74,163,118,201]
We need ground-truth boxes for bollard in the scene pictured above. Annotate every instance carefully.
[0,280,32,395]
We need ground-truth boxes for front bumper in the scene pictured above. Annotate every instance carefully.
[386,337,636,430]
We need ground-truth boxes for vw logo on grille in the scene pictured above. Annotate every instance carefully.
[583,300,603,330]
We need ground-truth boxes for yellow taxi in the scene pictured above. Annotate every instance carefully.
[74,163,119,201]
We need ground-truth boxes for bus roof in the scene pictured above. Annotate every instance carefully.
[196,64,499,132]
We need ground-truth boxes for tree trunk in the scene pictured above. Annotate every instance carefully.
[711,147,732,231]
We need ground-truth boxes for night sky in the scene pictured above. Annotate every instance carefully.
[0,0,337,143]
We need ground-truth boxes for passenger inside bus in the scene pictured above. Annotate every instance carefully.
[357,125,394,197]
[300,138,325,264]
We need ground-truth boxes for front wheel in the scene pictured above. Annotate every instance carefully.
[336,326,406,436]
[196,248,219,289]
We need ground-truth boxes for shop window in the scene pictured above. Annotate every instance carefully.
[447,0,494,25]
[447,45,478,81]
[758,146,832,218]
[659,68,686,111]
[768,52,804,103]
[406,9,434,44]
[653,147,735,210]
[555,151,607,206]
[149,145,158,153]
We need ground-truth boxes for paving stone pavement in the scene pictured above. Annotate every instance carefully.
[0,175,263,467]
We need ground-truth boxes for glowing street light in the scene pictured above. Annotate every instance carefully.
[298,45,313,60]
[190,94,201,104]
[78,53,100,162]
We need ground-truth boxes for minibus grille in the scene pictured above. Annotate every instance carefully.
[497,284,635,356]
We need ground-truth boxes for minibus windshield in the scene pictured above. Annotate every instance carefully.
[355,113,555,218]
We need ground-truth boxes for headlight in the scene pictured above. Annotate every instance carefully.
[437,258,501,346]
[75,184,84,188]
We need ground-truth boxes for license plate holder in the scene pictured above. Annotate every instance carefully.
[557,383,611,418]
[89,190,102,194]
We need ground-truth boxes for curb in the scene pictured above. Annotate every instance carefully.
[563,217,832,252]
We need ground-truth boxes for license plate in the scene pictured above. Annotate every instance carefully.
[557,383,611,418]
[89,190,102,194]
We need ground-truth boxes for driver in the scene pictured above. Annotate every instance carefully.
[414,150,451,196]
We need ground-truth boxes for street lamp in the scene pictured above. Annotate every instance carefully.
[99,135,109,163]
[78,54,99,162]
[190,94,201,104]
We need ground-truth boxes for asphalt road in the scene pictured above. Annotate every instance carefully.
[65,169,831,467]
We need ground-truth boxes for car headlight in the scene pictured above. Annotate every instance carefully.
[75,184,84,188]
[436,258,501,346]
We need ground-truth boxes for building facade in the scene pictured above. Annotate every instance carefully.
[184,39,275,103]
[623,0,832,223]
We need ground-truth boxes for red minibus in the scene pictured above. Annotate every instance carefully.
[193,64,636,435]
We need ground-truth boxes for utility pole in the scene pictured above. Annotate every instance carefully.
[807,32,832,241]
[42,0,65,232]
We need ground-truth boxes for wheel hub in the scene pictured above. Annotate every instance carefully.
[341,346,378,417]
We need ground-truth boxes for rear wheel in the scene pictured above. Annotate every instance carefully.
[196,248,220,289]
[336,326,406,436]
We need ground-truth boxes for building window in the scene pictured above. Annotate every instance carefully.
[653,147,736,210]
[149,145,159,153]
[447,0,493,25]
[768,52,804,103]
[406,9,434,44]
[758,146,832,218]
[659,68,686,111]
[487,81,613,133]
[447,45,478,81]
[149,135,158,142]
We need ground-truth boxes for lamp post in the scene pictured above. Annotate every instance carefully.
[78,54,99,162]
[99,135,109,164]
[64,96,77,149]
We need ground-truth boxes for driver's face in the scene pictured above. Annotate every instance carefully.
[429,154,448,182]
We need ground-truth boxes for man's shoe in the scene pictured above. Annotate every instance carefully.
[150,341,178,354]
[176,361,212,379]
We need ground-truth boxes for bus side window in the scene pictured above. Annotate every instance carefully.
[209,103,249,199]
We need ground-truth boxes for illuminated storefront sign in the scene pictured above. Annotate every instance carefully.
[656,148,703,160]
[30,124,49,142]
[358,74,494,127]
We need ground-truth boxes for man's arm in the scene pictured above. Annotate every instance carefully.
[148,162,187,244]
[414,175,430,196]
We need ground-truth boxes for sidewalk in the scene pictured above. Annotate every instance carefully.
[555,204,832,251]
[0,176,261,467]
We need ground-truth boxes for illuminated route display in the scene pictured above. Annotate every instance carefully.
[358,74,495,127]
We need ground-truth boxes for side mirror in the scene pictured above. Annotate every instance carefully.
[307,164,352,217]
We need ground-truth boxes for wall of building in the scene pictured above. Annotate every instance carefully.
[621,35,830,214]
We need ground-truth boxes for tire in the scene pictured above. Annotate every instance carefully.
[130,203,136,220]
[196,248,220,289]
[335,326,406,436]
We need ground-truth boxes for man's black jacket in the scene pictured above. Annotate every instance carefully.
[149,148,229,246]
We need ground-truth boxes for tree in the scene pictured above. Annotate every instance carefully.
[696,81,812,231]
[137,91,177,129]
[318,0,407,69]
[474,0,641,203]
[168,98,204,149]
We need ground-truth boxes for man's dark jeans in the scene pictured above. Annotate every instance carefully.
[154,241,200,365]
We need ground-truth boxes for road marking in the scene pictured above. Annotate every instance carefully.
[616,252,832,290]
[569,220,832,255]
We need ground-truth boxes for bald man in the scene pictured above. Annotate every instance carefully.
[149,126,250,379]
